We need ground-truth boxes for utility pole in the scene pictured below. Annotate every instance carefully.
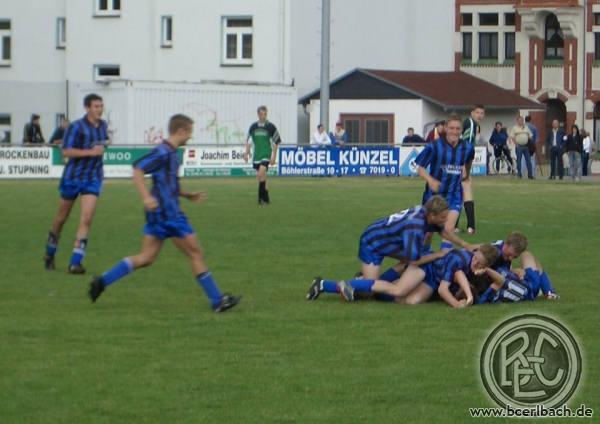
[320,0,331,130]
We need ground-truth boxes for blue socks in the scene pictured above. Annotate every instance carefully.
[70,238,88,266]
[102,258,134,286]
[46,231,58,257]
[539,271,556,295]
[197,271,223,307]
[348,279,375,293]
[321,280,338,293]
[321,279,375,294]
[379,267,401,282]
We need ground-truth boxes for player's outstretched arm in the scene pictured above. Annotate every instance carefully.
[132,168,158,211]
[409,249,450,267]
[270,142,279,165]
[439,229,476,251]
[483,267,505,291]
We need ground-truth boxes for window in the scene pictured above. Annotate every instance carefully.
[461,13,472,26]
[161,16,172,47]
[505,32,515,60]
[0,114,11,143]
[95,0,121,17]
[594,13,600,26]
[222,17,253,65]
[339,114,394,145]
[0,20,11,66]
[345,120,359,144]
[94,64,121,81]
[479,13,499,26]
[595,33,600,60]
[505,13,516,26]
[365,120,390,144]
[479,32,498,60]
[462,32,472,60]
[545,13,564,59]
[56,18,66,49]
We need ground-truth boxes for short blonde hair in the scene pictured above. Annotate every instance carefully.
[423,195,449,215]
[478,244,498,267]
[505,232,528,255]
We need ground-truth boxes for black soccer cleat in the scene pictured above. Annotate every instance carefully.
[213,293,241,313]
[89,276,105,303]
[306,276,322,300]
[44,255,56,271]
[353,271,364,279]
[68,264,86,274]
[337,280,355,302]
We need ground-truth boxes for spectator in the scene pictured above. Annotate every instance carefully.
[311,124,331,147]
[329,121,348,147]
[425,120,445,143]
[582,129,593,177]
[402,127,425,144]
[525,115,538,176]
[489,121,513,174]
[23,114,45,144]
[49,118,70,145]
[509,116,534,179]
[565,124,583,182]
[546,119,566,180]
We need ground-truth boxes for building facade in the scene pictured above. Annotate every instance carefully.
[455,0,600,149]
[0,0,293,144]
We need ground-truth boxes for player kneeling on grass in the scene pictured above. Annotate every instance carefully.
[475,251,559,303]
[88,114,240,312]
[306,195,476,302]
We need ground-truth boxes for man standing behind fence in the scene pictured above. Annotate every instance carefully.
[509,116,534,179]
[43,94,108,273]
[244,106,281,205]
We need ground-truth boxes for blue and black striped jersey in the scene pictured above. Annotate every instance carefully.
[414,138,474,198]
[61,116,108,182]
[133,142,182,223]
[361,206,442,261]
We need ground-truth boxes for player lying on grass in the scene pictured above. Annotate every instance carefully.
[88,114,240,312]
[307,245,498,308]
[474,251,559,303]
[306,195,477,302]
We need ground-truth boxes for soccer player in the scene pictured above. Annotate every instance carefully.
[476,251,559,303]
[88,114,240,312]
[244,106,281,205]
[391,244,498,308]
[44,93,108,273]
[305,195,475,302]
[415,115,475,249]
[460,104,485,234]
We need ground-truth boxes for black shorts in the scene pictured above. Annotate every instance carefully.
[253,160,270,171]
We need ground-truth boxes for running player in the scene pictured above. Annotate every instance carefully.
[88,114,240,312]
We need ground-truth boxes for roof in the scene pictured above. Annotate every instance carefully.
[299,68,544,110]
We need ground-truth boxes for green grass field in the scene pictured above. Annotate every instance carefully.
[0,177,598,423]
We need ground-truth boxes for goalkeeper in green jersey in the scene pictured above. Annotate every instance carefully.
[244,105,281,205]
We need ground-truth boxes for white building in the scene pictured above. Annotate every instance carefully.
[0,0,294,144]
[0,0,454,144]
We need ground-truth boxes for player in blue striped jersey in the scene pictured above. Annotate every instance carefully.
[415,115,475,250]
[395,245,498,308]
[306,195,475,302]
[476,251,559,304]
[88,114,240,312]
[44,94,108,273]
